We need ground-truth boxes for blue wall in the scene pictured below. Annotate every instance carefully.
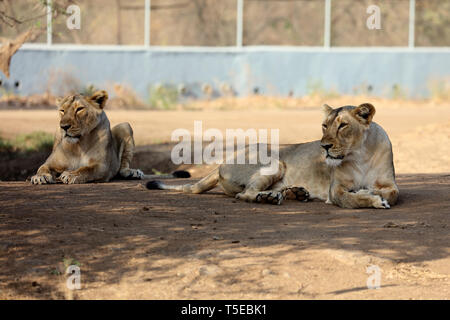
[2,46,450,100]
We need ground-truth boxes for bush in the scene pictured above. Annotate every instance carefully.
[0,131,54,153]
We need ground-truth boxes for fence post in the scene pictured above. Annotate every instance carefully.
[144,0,151,47]
[408,0,415,48]
[324,0,331,48]
[46,0,52,46]
[236,0,243,47]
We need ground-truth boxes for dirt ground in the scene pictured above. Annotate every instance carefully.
[0,174,449,299]
[0,104,449,299]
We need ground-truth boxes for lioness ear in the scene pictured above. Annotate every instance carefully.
[353,103,375,124]
[55,97,63,106]
[322,104,333,115]
[90,90,108,109]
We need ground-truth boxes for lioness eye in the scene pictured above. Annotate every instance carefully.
[76,107,85,113]
[59,109,64,114]
[338,123,347,130]
[322,124,327,129]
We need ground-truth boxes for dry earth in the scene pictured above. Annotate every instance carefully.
[0,104,449,299]
[0,175,449,299]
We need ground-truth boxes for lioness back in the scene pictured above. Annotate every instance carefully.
[146,103,398,209]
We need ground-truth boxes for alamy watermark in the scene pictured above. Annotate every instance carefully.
[66,265,81,290]
[171,121,280,175]
[366,264,381,289]
[366,5,381,30]
[66,5,81,30]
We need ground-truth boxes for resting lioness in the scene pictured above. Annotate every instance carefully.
[147,103,399,209]
[30,90,146,184]
[31,90,191,184]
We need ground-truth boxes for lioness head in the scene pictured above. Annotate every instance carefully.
[320,103,376,166]
[57,90,108,143]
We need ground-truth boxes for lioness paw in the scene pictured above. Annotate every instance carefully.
[235,192,252,202]
[380,198,390,209]
[255,191,284,205]
[60,171,83,184]
[283,186,310,202]
[120,168,144,180]
[31,174,54,185]
[374,195,390,209]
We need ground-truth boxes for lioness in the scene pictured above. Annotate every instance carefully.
[146,103,399,209]
[31,90,190,184]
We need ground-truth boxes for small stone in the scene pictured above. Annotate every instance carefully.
[262,269,274,276]
[383,222,399,228]
[199,265,220,276]
[213,236,222,240]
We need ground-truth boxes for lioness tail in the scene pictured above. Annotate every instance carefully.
[142,170,191,180]
[146,168,219,194]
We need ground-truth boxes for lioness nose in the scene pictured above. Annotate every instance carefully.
[321,144,333,151]
[60,124,71,131]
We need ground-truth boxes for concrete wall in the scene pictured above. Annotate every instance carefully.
[2,45,450,100]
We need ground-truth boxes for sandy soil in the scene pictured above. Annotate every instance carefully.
[0,104,449,299]
[0,174,449,300]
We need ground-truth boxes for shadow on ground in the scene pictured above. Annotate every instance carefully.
[0,174,449,299]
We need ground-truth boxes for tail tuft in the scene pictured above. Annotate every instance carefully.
[146,180,163,190]
[172,170,191,178]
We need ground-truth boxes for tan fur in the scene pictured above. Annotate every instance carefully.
[31,90,144,184]
[156,103,398,209]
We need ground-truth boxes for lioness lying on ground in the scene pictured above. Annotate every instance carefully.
[147,103,399,209]
[31,90,188,184]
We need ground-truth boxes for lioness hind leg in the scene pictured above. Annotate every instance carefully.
[282,186,310,202]
[112,123,144,179]
[235,161,286,204]
[255,190,284,205]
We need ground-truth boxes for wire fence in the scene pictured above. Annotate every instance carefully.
[1,0,449,48]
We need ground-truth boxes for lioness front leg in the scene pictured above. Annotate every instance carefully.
[60,164,106,184]
[255,186,310,205]
[31,164,55,185]
[332,186,390,209]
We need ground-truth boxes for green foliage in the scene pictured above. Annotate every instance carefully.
[0,136,13,152]
[428,79,450,101]
[151,168,164,175]
[149,85,179,110]
[0,86,15,97]
[63,258,81,268]
[80,84,98,97]
[391,84,406,100]
[49,268,62,276]
[0,131,54,153]
[306,80,340,99]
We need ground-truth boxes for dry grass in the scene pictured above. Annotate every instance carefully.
[1,92,448,111]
